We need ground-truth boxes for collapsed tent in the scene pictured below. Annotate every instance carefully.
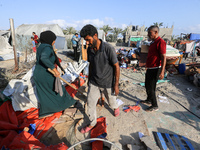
[15,24,67,52]
[0,58,88,149]
[0,30,18,61]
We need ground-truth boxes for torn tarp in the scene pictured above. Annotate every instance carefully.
[139,78,169,86]
[3,66,38,111]
[61,60,88,84]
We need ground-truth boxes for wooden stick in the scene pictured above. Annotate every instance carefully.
[47,68,84,95]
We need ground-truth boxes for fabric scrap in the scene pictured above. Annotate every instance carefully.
[90,117,107,150]
[55,77,63,96]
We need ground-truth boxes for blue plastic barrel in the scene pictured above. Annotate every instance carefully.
[178,63,186,74]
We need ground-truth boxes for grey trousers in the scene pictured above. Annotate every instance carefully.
[87,83,118,126]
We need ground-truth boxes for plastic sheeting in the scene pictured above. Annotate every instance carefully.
[0,35,13,55]
[98,30,106,41]
[166,45,180,57]
[3,66,39,111]
[62,61,88,84]
[55,36,67,50]
[0,101,67,149]
[190,33,200,41]
[130,37,143,42]
[0,51,21,61]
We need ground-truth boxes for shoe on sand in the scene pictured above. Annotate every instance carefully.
[145,106,159,112]
[114,108,120,117]
[140,100,151,106]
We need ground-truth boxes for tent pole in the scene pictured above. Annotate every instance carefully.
[9,18,18,72]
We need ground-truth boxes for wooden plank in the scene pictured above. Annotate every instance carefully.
[81,38,88,61]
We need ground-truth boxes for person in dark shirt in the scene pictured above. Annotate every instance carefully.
[80,24,120,133]
[140,25,166,112]
[71,33,79,61]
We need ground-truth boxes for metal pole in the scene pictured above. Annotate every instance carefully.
[9,18,18,72]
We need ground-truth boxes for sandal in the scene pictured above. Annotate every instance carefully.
[80,126,93,134]
[145,106,159,112]
[140,100,151,106]
[114,108,120,117]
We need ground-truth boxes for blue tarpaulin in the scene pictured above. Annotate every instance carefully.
[190,33,200,41]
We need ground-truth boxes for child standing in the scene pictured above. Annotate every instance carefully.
[31,37,36,52]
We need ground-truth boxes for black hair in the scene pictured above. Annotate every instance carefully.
[33,32,36,34]
[80,24,98,38]
[75,33,78,35]
[148,25,159,32]
[31,37,34,39]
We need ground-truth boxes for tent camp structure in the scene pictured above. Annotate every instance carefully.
[0,30,12,55]
[97,30,106,41]
[0,30,17,61]
[15,24,67,52]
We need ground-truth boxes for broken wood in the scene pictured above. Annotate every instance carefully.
[9,18,19,72]
[81,38,88,61]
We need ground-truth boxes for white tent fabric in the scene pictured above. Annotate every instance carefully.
[15,24,67,52]
[0,32,22,61]
[3,66,39,111]
[166,45,180,57]
[98,30,106,41]
[2,61,88,111]
[15,24,64,36]
[0,36,13,55]
[185,41,195,53]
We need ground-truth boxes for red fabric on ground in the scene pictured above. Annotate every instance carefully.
[0,73,85,149]
[90,117,107,150]
[0,130,18,148]
[65,77,85,98]
[0,101,63,149]
[0,101,18,130]
[8,131,68,150]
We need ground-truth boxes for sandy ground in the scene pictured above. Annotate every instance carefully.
[0,48,200,149]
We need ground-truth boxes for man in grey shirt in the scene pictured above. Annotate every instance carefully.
[80,24,120,133]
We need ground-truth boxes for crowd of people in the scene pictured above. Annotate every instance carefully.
[32,24,166,133]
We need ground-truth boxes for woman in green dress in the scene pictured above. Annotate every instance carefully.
[33,30,76,117]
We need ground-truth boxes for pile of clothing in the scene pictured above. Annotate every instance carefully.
[116,48,140,68]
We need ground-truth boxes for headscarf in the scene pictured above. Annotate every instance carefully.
[40,30,56,45]
[40,30,65,74]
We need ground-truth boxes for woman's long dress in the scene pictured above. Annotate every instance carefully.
[33,43,76,117]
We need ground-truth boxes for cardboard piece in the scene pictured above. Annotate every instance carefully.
[141,45,149,53]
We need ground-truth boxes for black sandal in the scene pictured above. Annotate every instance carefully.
[145,106,159,112]
[140,100,151,106]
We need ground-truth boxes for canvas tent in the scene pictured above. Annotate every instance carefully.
[98,30,106,41]
[0,30,19,61]
[0,30,12,55]
[15,24,67,52]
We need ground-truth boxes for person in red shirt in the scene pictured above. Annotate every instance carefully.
[140,26,166,112]
[32,32,39,45]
